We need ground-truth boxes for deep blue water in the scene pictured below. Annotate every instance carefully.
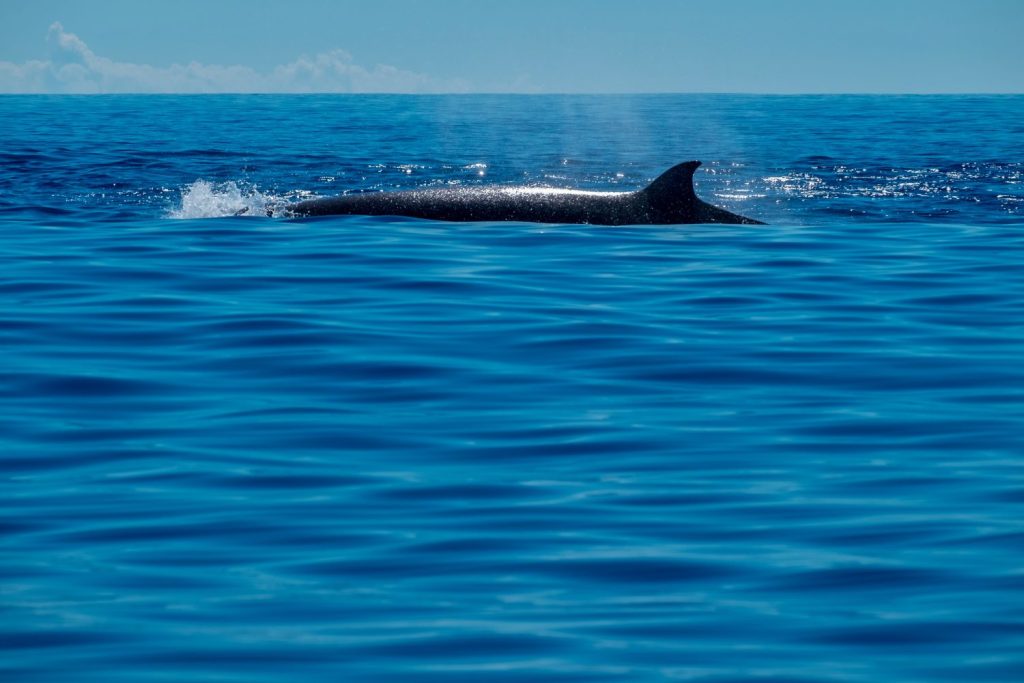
[2,94,1024,682]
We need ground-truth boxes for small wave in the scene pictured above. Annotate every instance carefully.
[168,180,282,219]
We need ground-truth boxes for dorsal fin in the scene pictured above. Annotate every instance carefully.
[641,161,701,207]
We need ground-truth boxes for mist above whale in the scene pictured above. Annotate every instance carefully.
[286,161,762,225]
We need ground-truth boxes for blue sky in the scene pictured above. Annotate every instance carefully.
[1,0,1022,93]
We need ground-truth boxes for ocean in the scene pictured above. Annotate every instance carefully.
[2,94,1023,682]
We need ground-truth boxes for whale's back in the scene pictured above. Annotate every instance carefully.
[289,161,762,225]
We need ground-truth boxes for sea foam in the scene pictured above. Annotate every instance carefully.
[169,179,279,219]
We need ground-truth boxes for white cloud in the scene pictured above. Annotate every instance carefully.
[0,22,469,93]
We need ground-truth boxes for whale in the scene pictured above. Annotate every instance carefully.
[285,161,762,225]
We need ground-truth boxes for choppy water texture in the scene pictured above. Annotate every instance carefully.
[2,95,1024,682]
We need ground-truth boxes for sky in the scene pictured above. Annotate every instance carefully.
[1,0,1022,94]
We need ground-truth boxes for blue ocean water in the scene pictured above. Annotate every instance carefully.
[2,94,1024,682]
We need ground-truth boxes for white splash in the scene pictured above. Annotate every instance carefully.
[168,180,276,219]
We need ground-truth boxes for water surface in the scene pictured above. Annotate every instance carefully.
[2,94,1023,682]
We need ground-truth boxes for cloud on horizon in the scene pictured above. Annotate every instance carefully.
[0,23,469,94]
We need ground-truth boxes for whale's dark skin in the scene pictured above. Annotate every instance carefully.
[287,161,762,225]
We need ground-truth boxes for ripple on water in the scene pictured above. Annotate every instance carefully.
[2,94,1024,682]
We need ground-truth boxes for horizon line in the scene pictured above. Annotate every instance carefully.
[2,91,1023,96]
